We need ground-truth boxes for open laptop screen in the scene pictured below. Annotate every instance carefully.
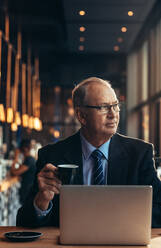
[60,185,152,245]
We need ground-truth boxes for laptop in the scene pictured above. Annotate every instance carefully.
[60,185,152,245]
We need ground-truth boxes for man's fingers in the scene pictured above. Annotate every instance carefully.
[45,186,60,195]
[37,163,61,195]
[38,171,61,184]
[39,170,58,179]
[38,163,61,183]
[42,163,58,173]
[39,179,61,194]
[40,177,61,189]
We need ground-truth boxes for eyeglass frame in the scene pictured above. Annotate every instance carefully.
[80,102,121,114]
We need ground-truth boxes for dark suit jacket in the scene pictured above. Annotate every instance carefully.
[16,132,161,227]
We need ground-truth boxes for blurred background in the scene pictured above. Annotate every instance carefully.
[0,0,161,225]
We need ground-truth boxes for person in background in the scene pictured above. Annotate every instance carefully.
[16,77,161,227]
[11,139,36,205]
[30,139,42,160]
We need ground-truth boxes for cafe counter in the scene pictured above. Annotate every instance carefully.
[0,176,20,226]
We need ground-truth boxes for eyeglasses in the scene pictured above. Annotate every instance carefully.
[82,103,121,114]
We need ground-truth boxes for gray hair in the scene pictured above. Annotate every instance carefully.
[72,77,112,109]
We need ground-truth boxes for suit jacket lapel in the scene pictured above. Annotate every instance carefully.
[62,131,83,185]
[59,132,130,185]
[107,133,129,185]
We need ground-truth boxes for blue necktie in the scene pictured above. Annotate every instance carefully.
[92,149,104,185]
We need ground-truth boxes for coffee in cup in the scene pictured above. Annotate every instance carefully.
[57,164,79,185]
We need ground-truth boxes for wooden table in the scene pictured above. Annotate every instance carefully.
[0,227,161,247]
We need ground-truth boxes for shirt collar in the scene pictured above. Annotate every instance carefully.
[80,132,111,161]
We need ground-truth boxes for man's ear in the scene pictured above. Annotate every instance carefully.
[75,107,86,126]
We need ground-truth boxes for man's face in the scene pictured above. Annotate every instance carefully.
[78,83,120,140]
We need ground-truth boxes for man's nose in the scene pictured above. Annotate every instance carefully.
[107,107,116,117]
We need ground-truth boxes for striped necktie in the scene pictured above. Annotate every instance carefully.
[92,149,104,185]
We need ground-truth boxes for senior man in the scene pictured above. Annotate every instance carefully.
[17,77,161,227]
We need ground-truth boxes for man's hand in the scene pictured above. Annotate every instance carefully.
[34,163,61,211]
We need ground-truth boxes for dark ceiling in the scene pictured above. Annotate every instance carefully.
[64,0,156,53]
[0,0,158,88]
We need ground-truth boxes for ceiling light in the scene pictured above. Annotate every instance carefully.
[128,11,134,16]
[34,117,42,131]
[28,116,34,129]
[15,111,21,125]
[11,123,18,132]
[67,98,72,106]
[22,114,29,127]
[0,104,5,122]
[6,108,13,123]
[80,37,85,42]
[79,26,86,32]
[114,45,119,52]
[121,26,127,32]
[79,45,84,51]
[54,86,61,94]
[79,10,86,16]
[68,108,74,116]
[117,37,123,43]
[54,130,60,138]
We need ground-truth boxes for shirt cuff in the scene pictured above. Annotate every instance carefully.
[33,200,53,217]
